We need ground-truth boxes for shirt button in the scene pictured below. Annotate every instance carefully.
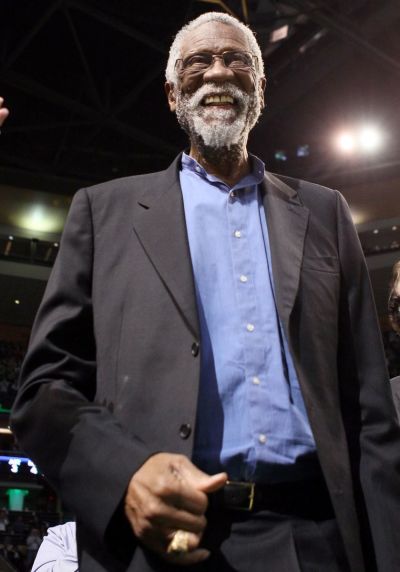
[234,230,241,238]
[179,424,192,439]
[252,376,261,385]
[258,434,267,444]
[239,275,248,283]
[246,323,255,332]
[191,342,200,357]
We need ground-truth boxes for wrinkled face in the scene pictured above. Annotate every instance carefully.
[389,261,400,333]
[166,21,265,151]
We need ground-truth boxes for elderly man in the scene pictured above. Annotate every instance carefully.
[11,12,400,572]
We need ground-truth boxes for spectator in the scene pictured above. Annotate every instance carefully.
[25,527,42,569]
[0,508,9,532]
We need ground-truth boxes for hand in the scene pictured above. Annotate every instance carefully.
[124,453,227,566]
[0,98,9,127]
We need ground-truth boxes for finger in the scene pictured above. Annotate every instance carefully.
[139,527,205,561]
[173,457,227,491]
[126,481,207,535]
[169,457,227,502]
[153,509,206,534]
[163,530,209,565]
[197,472,228,493]
[165,548,211,566]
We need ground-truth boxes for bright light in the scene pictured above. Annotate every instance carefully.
[336,132,355,153]
[16,204,64,233]
[359,126,382,152]
[350,209,368,225]
[271,24,289,43]
[334,124,384,155]
[14,299,20,305]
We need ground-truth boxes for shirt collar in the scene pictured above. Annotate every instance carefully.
[181,151,265,191]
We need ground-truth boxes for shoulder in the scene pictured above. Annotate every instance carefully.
[266,171,349,224]
[81,155,181,204]
[46,521,76,545]
[269,171,339,204]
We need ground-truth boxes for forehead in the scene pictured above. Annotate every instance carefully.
[180,21,249,56]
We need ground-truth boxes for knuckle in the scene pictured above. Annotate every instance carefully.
[198,514,207,531]
[144,499,161,520]
[133,519,148,539]
[154,477,174,498]
[190,534,202,550]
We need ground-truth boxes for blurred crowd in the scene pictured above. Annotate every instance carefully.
[0,341,25,410]
[0,507,60,571]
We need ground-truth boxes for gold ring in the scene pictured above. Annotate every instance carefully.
[167,530,190,555]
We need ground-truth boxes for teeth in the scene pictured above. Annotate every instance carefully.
[204,95,234,105]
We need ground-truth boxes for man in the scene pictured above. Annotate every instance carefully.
[10,11,400,572]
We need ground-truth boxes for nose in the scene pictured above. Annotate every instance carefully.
[202,56,235,82]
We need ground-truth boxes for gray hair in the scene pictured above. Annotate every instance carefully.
[165,11,264,84]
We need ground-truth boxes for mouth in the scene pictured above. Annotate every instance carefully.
[202,94,235,107]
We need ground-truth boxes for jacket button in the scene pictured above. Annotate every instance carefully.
[191,342,200,357]
[179,424,192,439]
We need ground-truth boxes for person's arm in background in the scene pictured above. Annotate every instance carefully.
[32,522,78,572]
[0,97,9,126]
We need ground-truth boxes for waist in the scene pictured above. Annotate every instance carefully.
[209,476,334,521]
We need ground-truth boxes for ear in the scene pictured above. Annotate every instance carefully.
[258,76,267,109]
[165,81,177,112]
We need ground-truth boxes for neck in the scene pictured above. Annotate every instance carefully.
[189,141,251,187]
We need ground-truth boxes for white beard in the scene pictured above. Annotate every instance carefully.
[175,82,262,151]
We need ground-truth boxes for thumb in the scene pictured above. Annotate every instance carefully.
[179,459,227,493]
[197,472,228,494]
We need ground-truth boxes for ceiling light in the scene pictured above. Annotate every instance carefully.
[359,126,382,152]
[270,25,289,43]
[17,205,64,233]
[297,144,310,157]
[14,299,20,305]
[336,132,355,154]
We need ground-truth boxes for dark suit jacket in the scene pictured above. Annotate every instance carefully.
[11,156,400,571]
[390,376,400,422]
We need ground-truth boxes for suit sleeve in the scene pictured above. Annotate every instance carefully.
[10,189,151,551]
[336,191,400,571]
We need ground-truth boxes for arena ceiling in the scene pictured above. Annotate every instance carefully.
[0,0,399,326]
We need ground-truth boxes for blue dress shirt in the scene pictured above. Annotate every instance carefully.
[180,153,317,483]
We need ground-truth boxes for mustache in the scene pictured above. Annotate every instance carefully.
[182,82,249,110]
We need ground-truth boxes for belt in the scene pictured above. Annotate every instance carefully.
[209,477,334,520]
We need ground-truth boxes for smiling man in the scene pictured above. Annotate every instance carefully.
[11,11,400,572]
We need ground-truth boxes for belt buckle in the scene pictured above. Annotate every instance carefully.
[226,480,255,511]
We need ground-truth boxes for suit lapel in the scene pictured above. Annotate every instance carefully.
[132,157,199,337]
[262,172,309,335]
